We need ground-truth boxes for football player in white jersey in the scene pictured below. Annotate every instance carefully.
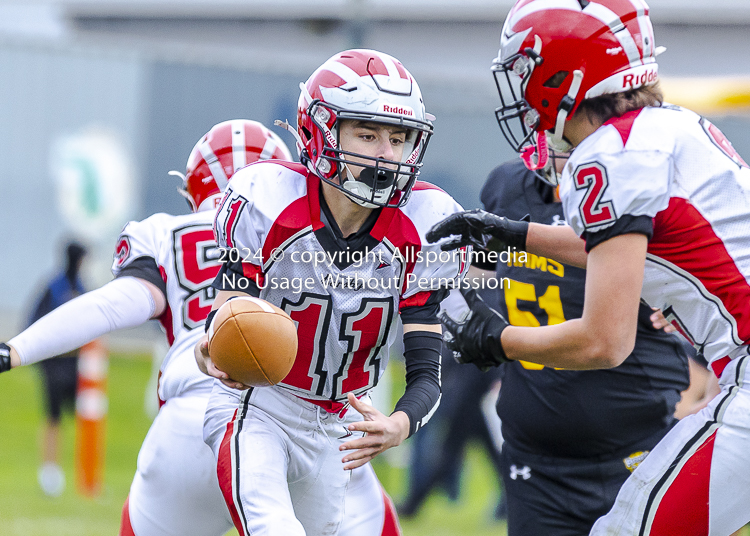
[1,119,404,536]
[427,0,750,535]
[194,49,469,536]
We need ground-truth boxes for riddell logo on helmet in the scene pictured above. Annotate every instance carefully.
[381,104,414,116]
[323,128,337,149]
[622,69,658,89]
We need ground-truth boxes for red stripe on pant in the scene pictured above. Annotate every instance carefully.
[649,430,716,536]
[381,486,403,536]
[119,495,136,536]
[217,409,245,534]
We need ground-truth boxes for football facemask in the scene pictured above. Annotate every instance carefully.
[296,49,434,209]
[307,100,430,208]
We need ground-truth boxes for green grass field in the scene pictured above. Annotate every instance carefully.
[2,353,747,536]
[0,352,154,535]
[0,352,506,536]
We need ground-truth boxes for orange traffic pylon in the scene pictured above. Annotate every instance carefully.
[74,339,108,497]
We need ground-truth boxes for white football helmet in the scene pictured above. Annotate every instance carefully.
[295,49,434,208]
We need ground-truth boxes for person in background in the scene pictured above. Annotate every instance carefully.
[471,157,691,536]
[28,240,87,497]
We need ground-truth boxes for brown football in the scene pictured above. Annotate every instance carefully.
[207,297,297,387]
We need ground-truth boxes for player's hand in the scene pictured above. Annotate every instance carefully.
[439,287,511,371]
[340,393,409,470]
[426,209,529,252]
[650,308,676,333]
[193,335,249,390]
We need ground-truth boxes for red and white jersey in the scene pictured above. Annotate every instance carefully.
[560,105,750,369]
[213,161,468,402]
[112,210,221,401]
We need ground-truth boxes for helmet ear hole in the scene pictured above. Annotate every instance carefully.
[543,71,569,89]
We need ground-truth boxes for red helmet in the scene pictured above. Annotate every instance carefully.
[178,119,293,212]
[493,0,660,168]
[296,49,434,208]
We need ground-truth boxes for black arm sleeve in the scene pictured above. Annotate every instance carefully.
[211,259,261,297]
[583,214,653,252]
[399,288,449,325]
[116,256,168,296]
[393,331,443,438]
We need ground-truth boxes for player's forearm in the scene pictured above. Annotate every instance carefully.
[502,234,644,369]
[501,318,633,370]
[393,329,443,437]
[525,223,588,268]
[8,277,155,367]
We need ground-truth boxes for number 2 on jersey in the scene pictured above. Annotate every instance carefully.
[573,162,617,228]
[504,280,565,370]
[280,293,393,398]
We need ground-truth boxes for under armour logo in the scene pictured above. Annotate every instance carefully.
[551,215,567,227]
[509,464,531,480]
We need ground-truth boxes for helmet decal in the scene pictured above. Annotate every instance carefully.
[196,137,230,191]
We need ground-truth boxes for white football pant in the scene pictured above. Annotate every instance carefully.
[121,394,233,536]
[204,384,389,536]
[121,386,400,536]
[591,356,750,536]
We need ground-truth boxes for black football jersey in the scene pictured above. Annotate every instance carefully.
[482,160,691,459]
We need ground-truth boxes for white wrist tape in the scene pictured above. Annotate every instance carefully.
[9,277,156,366]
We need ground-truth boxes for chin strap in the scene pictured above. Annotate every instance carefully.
[274,119,305,162]
[550,69,584,148]
[168,170,198,212]
[168,170,186,182]
[546,131,573,153]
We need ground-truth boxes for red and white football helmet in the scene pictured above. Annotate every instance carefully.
[294,49,434,208]
[174,119,293,212]
[494,0,661,183]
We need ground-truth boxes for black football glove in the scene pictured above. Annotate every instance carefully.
[426,209,529,252]
[0,343,12,373]
[439,287,510,372]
